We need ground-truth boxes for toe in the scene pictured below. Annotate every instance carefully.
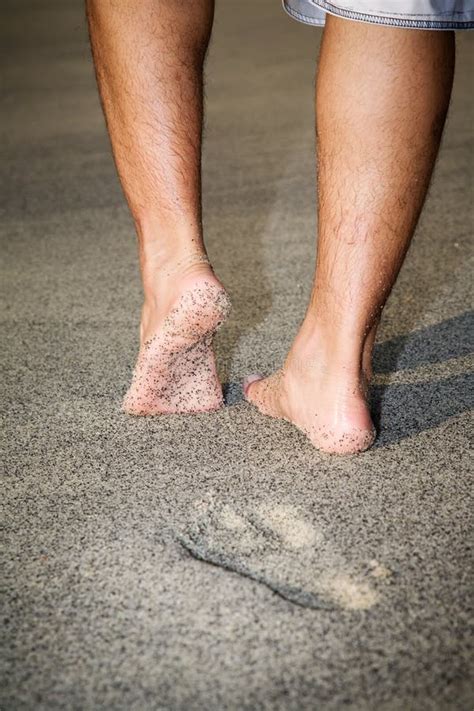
[242,373,264,400]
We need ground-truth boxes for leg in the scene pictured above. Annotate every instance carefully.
[86,0,230,414]
[245,17,454,453]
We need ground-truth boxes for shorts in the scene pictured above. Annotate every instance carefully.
[283,0,474,29]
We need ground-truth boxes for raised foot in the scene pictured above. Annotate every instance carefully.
[123,273,231,415]
[243,369,376,455]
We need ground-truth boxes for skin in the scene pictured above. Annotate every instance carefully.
[245,17,455,452]
[86,2,455,451]
[86,0,228,414]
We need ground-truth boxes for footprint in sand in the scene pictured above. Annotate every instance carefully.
[176,495,393,611]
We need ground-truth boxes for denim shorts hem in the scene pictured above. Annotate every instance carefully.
[283,0,474,30]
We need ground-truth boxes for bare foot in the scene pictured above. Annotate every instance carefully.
[243,344,376,455]
[123,255,230,415]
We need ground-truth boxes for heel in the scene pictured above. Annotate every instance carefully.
[164,280,231,345]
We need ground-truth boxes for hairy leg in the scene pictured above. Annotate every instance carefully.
[86,0,230,414]
[246,16,455,453]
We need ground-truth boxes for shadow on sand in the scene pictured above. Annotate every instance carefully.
[371,311,473,447]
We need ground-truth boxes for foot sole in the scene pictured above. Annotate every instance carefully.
[123,280,231,415]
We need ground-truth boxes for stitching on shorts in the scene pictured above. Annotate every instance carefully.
[308,0,474,27]
[311,0,474,18]
[282,0,474,30]
[282,0,325,25]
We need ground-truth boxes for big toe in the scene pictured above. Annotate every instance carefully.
[243,373,264,401]
[243,372,283,418]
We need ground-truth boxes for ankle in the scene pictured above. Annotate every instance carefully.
[139,231,210,297]
[285,332,369,398]
[289,335,361,383]
[293,317,376,386]
[135,212,204,265]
